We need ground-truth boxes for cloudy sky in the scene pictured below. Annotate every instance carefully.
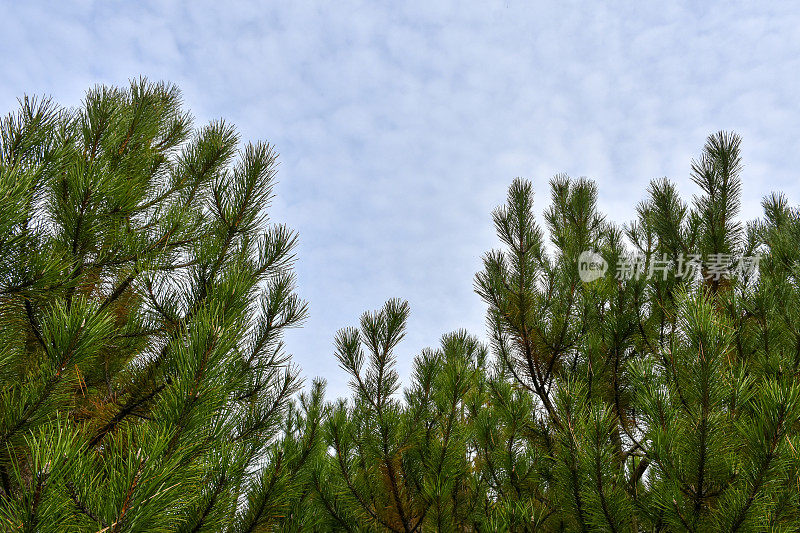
[2,1,799,398]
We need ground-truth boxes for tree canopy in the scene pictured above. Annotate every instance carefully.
[1,81,799,532]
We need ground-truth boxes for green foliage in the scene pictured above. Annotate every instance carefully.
[300,131,800,532]
[0,80,311,532]
[1,80,797,532]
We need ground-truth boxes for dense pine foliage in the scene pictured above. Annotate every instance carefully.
[1,82,799,531]
[0,80,316,531]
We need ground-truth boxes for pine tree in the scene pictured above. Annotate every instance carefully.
[472,131,800,531]
[304,131,800,532]
[0,80,318,532]
[302,299,493,531]
[2,78,798,533]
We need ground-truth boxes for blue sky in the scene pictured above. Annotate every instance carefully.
[2,1,800,399]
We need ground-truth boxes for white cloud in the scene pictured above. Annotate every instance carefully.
[2,0,799,398]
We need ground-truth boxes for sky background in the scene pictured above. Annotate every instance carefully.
[2,1,799,399]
